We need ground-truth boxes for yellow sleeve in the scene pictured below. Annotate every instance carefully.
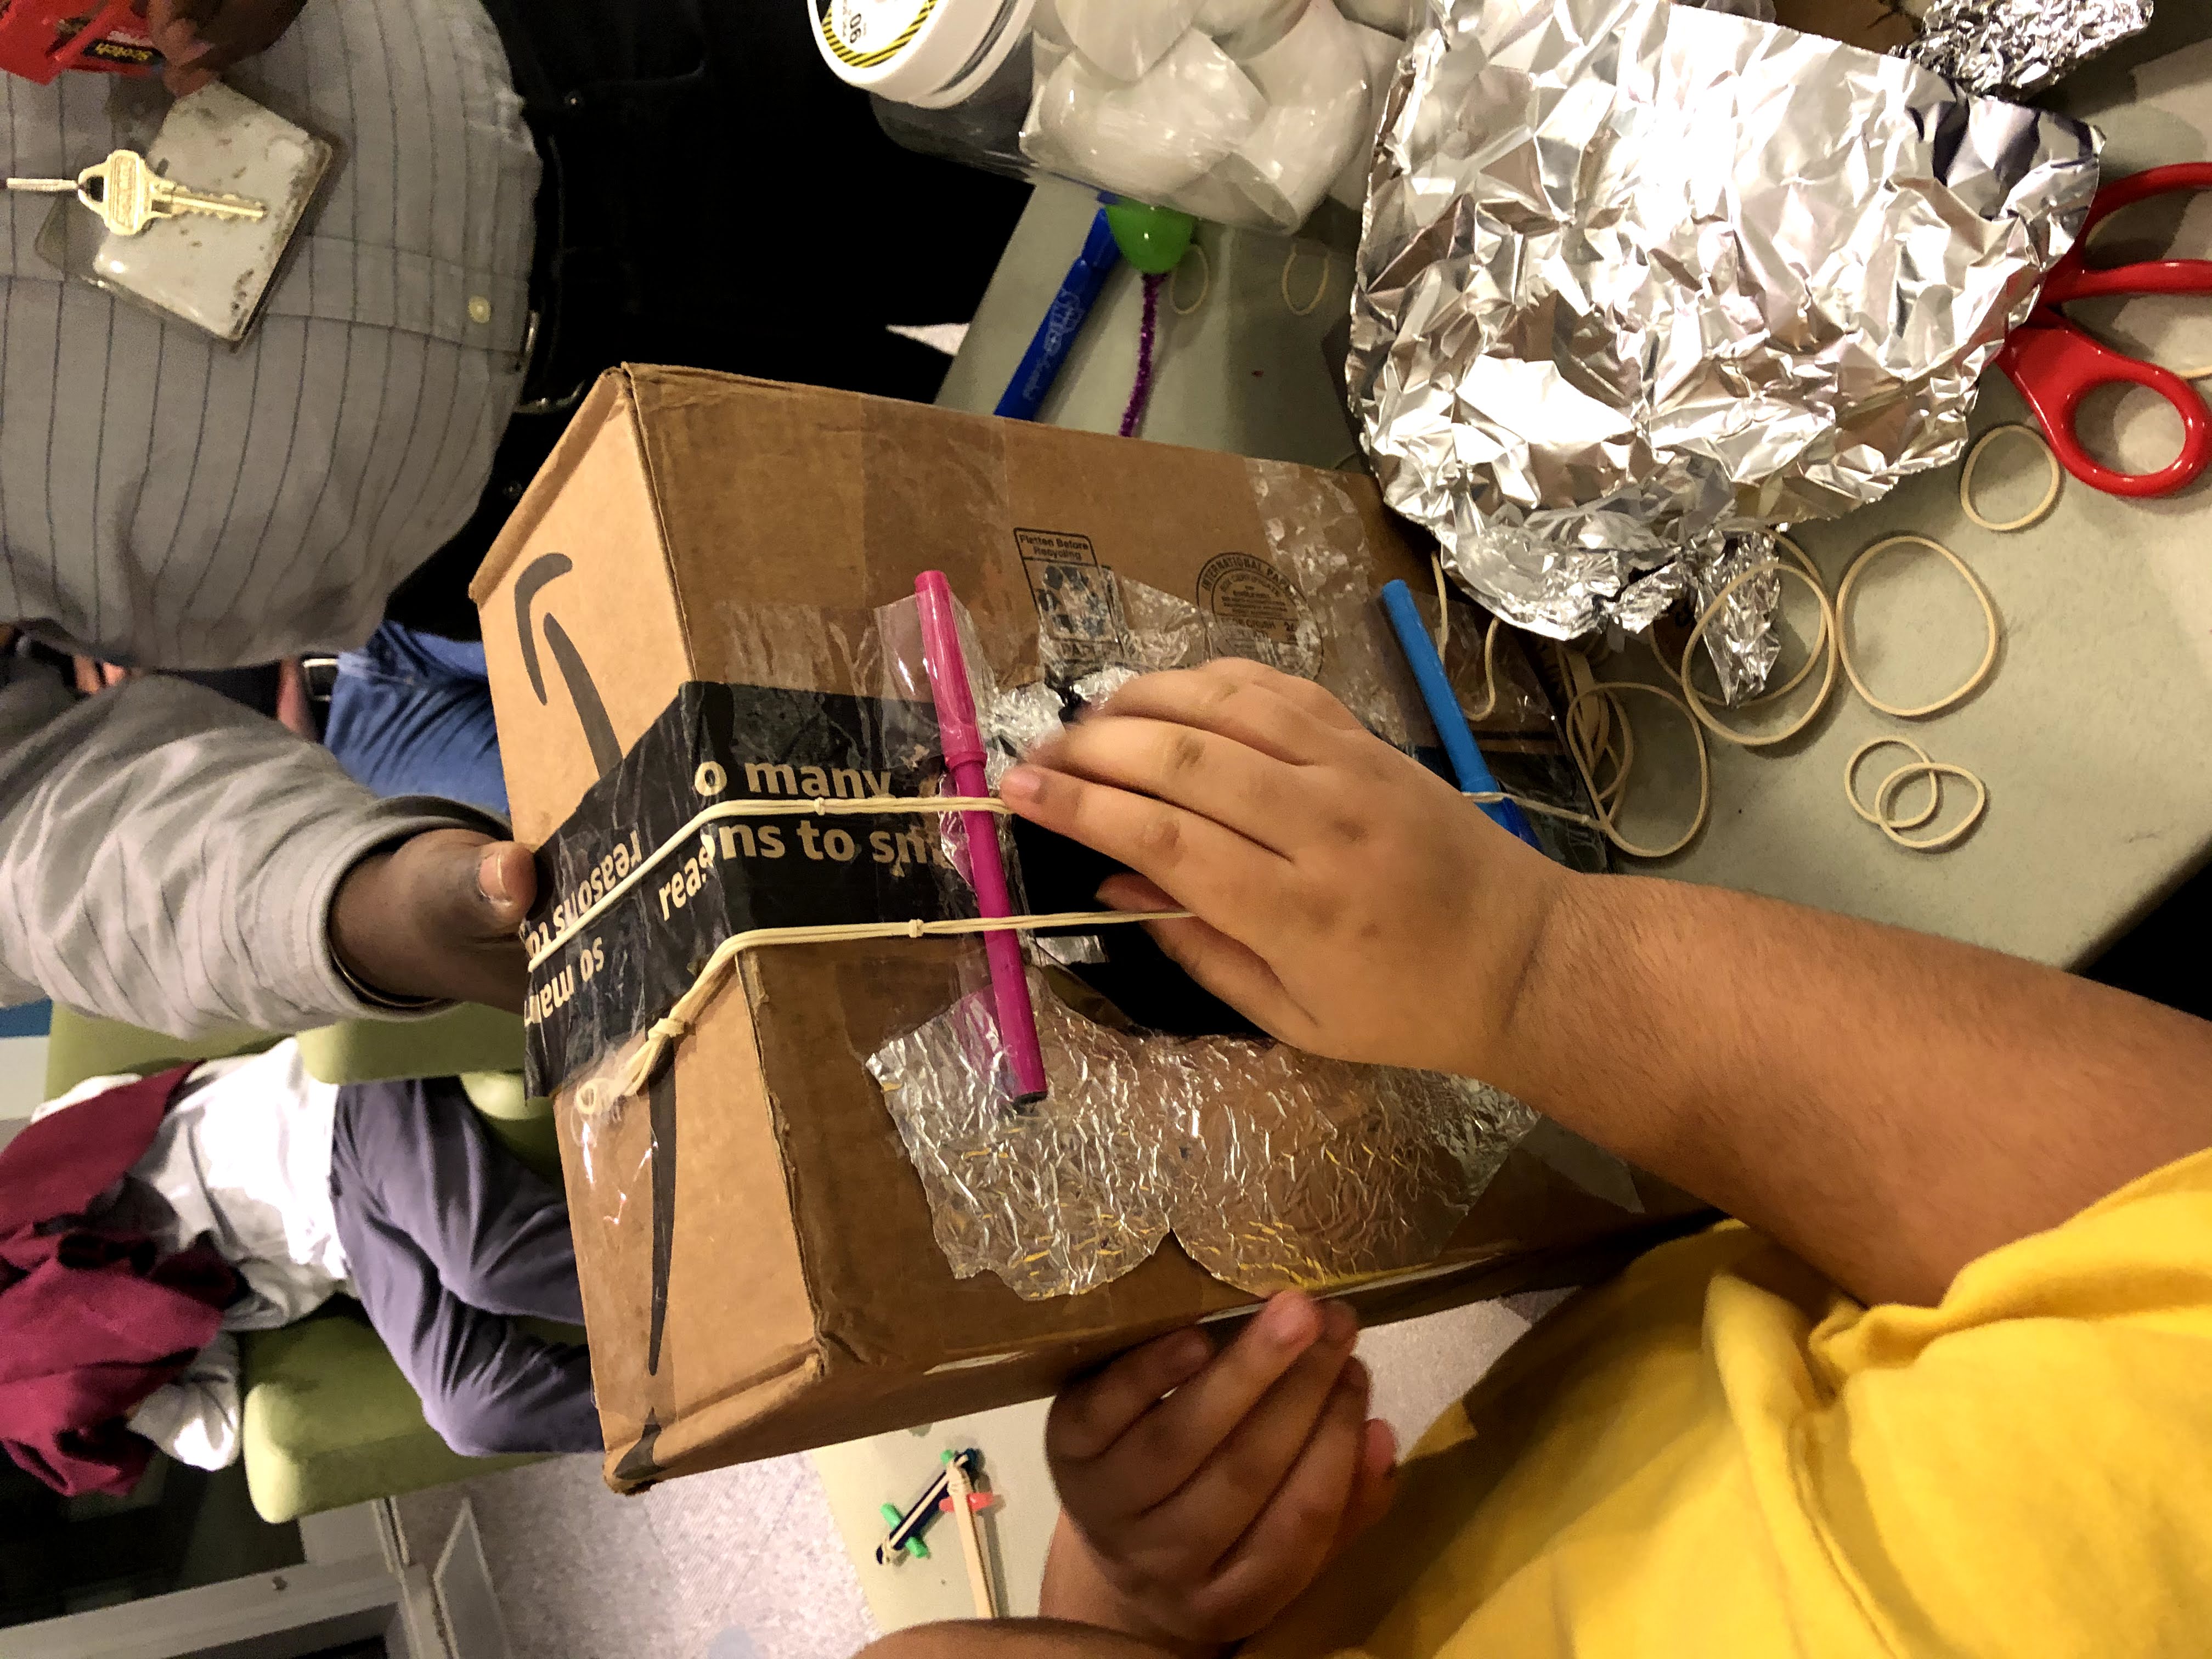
[1786,1148,2212,1656]
[1250,1147,2212,1659]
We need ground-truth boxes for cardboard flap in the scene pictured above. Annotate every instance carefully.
[475,373,695,846]
[1773,0,1919,52]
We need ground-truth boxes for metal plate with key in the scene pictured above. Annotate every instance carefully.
[7,146,268,236]
[18,83,330,345]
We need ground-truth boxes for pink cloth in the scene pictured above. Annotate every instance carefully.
[0,1068,241,1496]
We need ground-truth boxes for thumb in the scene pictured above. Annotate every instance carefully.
[1099,872,1314,1046]
[331,829,533,1012]
[470,841,538,938]
[385,830,533,946]
[1331,1419,1399,1559]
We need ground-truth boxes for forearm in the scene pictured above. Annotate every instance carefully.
[0,668,492,1035]
[1500,873,2212,1305]
[990,659,2212,1307]
[867,1621,1174,1659]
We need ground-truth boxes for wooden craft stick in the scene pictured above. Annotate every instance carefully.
[943,1456,996,1620]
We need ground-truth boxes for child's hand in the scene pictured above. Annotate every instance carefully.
[1000,658,1565,1084]
[1040,1293,1396,1654]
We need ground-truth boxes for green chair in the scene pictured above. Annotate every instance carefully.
[43,1005,567,1523]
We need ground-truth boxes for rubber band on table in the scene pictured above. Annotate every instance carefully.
[1844,736,1939,830]
[1582,703,1634,817]
[1464,616,1506,723]
[1171,243,1212,316]
[1426,552,1510,720]
[1555,647,1634,815]
[1657,537,1827,706]
[1678,552,1839,748]
[1561,679,1711,859]
[1573,694,1633,816]
[1959,424,2063,533]
[1836,534,2000,720]
[1281,244,1331,316]
[1875,761,1988,851]
[1554,647,1608,765]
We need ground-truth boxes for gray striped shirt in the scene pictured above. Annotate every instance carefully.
[0,0,540,1037]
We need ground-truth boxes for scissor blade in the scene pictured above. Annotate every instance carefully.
[2051,259,2212,304]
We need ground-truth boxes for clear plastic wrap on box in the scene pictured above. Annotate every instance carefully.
[867,969,1538,1299]
[543,550,1617,1303]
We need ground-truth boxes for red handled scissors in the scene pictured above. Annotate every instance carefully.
[1996,162,2212,499]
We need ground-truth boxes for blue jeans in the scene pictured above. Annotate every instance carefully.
[325,624,508,817]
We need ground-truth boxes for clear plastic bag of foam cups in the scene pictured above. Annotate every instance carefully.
[819,0,1395,234]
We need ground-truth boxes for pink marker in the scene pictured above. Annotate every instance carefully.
[915,571,1050,1107]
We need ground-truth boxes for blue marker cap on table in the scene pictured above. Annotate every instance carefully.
[1380,579,1544,851]
[995,207,1122,422]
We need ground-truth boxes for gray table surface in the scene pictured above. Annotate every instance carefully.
[940,15,2212,970]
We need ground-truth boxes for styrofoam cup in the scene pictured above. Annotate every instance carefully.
[1166,165,1258,225]
[1336,0,1421,35]
[1202,0,1369,227]
[1057,0,1201,82]
[1223,90,1367,228]
[1238,0,1362,104]
[1025,30,1268,200]
[1195,0,1302,54]
[1330,20,1407,209]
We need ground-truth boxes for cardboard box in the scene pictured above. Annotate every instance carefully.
[472,368,1702,1492]
[1776,0,1921,55]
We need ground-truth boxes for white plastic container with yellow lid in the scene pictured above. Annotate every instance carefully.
[813,0,1415,233]
[814,0,1041,109]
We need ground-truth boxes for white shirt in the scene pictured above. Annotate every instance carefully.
[36,1041,348,1469]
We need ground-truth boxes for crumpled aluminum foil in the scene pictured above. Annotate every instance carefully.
[1348,0,2099,699]
[867,975,1538,1300]
[1904,0,2154,99]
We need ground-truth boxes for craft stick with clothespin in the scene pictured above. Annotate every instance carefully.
[874,1447,984,1566]
[943,1449,998,1620]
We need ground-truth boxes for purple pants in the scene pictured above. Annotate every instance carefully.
[329,1078,601,1458]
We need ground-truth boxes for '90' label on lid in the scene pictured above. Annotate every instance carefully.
[818,0,940,67]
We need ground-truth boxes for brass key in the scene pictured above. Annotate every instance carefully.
[5,148,266,238]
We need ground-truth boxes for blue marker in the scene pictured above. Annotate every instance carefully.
[1381,579,1544,850]
[995,208,1122,421]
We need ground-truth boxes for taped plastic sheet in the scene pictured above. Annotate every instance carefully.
[990,462,1608,867]
[546,560,1616,1304]
[868,972,1539,1299]
[1347,0,2099,699]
